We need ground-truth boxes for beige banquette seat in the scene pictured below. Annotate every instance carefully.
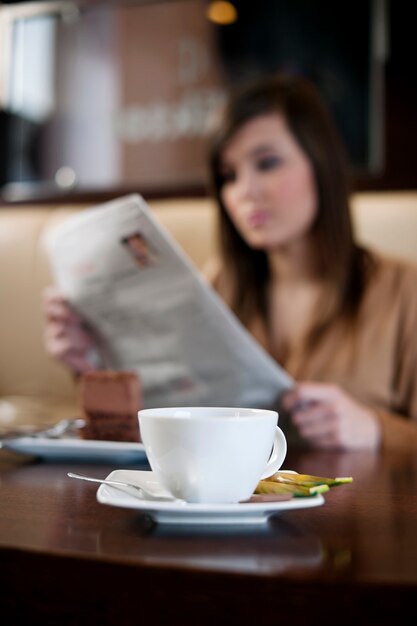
[0,192,416,427]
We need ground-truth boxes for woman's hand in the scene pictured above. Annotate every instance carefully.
[42,287,99,375]
[281,382,381,450]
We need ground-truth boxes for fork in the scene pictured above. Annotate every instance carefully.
[0,418,85,445]
[32,418,85,438]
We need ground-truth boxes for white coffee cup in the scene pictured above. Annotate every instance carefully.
[138,407,287,504]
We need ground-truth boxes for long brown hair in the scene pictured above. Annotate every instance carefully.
[208,73,372,345]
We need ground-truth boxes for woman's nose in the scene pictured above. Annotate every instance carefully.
[234,169,261,201]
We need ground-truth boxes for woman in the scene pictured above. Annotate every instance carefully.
[44,73,417,450]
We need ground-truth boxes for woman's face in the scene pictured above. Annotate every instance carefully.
[219,113,318,251]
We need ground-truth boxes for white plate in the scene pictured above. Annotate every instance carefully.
[96,469,325,525]
[2,437,147,463]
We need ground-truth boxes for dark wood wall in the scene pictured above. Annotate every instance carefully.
[366,2,416,191]
[0,1,415,204]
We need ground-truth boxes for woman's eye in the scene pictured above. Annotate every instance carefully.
[257,155,281,171]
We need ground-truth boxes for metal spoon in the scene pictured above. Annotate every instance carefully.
[67,471,177,502]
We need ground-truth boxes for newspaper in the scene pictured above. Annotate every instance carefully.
[45,194,293,409]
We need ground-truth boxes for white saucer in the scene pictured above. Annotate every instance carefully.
[3,437,147,463]
[96,469,325,525]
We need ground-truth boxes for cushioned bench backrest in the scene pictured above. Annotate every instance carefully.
[0,193,416,407]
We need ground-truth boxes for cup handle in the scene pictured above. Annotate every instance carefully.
[260,426,287,479]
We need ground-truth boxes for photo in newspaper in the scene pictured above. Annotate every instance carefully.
[45,194,294,409]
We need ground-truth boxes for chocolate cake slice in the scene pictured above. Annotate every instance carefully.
[78,371,142,442]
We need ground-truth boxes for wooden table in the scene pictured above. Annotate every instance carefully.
[1,446,417,625]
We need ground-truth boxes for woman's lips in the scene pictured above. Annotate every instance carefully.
[247,210,270,227]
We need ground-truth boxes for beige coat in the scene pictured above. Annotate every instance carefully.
[207,253,417,450]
